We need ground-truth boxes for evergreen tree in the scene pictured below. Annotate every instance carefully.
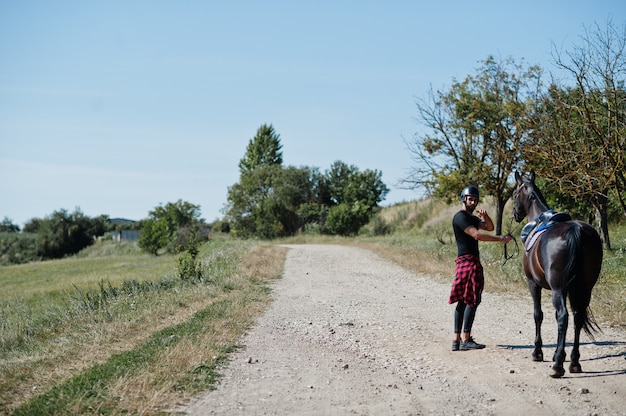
[238,123,283,174]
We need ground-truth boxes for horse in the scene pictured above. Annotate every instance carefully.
[512,171,603,378]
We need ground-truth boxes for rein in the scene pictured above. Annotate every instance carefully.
[502,216,519,265]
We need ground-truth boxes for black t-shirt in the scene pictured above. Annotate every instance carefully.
[452,210,480,257]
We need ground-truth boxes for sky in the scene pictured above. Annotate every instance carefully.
[1,1,624,227]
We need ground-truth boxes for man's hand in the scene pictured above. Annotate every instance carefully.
[501,234,513,243]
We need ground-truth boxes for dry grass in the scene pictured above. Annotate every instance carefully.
[361,199,626,331]
[129,244,288,413]
[111,243,288,414]
[2,241,288,415]
[3,289,212,412]
[357,240,455,281]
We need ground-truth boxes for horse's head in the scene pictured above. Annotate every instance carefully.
[512,171,535,222]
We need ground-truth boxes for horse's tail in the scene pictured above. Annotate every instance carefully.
[564,224,601,340]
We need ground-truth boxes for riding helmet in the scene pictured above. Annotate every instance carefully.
[460,185,479,202]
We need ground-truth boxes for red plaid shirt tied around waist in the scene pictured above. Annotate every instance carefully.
[449,254,484,308]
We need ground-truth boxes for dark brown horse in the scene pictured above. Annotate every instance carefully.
[512,171,603,378]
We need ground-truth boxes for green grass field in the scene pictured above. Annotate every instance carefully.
[1,243,174,303]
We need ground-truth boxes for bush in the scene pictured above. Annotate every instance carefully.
[360,215,392,236]
[138,200,203,255]
[177,251,201,281]
[138,219,168,255]
[22,209,109,260]
[0,232,41,265]
[324,203,371,236]
[168,224,203,255]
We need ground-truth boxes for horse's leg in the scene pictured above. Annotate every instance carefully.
[550,290,568,378]
[527,280,544,362]
[569,311,583,373]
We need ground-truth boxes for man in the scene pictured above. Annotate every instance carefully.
[450,186,512,351]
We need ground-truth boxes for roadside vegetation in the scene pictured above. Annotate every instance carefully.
[1,236,287,415]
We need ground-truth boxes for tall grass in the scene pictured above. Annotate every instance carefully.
[0,244,177,354]
[1,237,287,415]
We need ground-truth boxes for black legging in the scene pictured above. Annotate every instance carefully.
[454,301,477,334]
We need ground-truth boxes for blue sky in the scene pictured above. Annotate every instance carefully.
[1,1,623,226]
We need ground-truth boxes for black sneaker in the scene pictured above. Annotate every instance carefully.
[452,340,460,351]
[460,337,485,350]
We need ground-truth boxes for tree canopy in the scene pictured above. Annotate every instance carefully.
[524,19,626,248]
[403,19,626,248]
[22,209,108,260]
[225,126,389,238]
[138,200,204,255]
[403,55,543,234]
[0,217,20,233]
[238,123,283,174]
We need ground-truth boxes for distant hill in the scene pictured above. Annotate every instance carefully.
[109,218,137,225]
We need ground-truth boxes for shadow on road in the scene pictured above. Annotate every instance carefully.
[496,340,626,378]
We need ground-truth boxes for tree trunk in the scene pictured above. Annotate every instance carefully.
[593,195,611,250]
[495,196,506,236]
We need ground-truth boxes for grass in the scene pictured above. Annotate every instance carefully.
[1,199,625,414]
[1,237,287,415]
[1,242,175,306]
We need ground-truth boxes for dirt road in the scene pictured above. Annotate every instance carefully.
[182,244,626,415]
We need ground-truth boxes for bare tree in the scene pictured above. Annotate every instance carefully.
[545,18,626,249]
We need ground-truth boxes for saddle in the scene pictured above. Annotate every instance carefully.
[521,210,572,251]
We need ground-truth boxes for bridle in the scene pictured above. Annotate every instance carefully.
[511,183,529,223]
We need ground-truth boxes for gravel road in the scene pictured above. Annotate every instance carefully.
[182,244,626,415]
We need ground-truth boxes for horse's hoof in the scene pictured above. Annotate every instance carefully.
[550,366,565,378]
[569,364,583,373]
[532,352,543,362]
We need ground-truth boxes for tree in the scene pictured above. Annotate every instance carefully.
[544,18,626,249]
[138,200,203,255]
[238,123,283,174]
[0,217,20,233]
[402,56,543,234]
[24,209,108,259]
[228,124,307,238]
[525,85,615,248]
[226,125,390,238]
[226,165,315,238]
[138,218,168,256]
[318,161,389,235]
[323,161,389,208]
